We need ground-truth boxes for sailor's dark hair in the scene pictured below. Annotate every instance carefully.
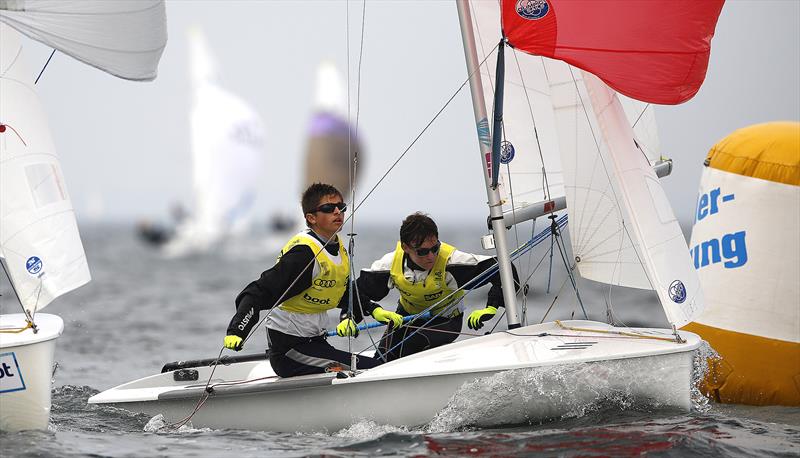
[400,212,438,247]
[301,183,343,226]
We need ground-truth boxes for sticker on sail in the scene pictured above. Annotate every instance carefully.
[668,280,687,303]
[26,256,42,275]
[516,0,550,20]
[500,141,515,164]
[0,352,26,394]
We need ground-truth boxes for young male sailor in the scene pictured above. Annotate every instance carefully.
[357,212,519,361]
[223,183,380,377]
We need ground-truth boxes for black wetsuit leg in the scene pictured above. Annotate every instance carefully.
[267,328,381,377]
[377,313,463,362]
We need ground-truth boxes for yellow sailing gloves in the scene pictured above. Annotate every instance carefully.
[223,335,243,351]
[336,318,359,337]
[371,306,404,329]
[467,306,497,330]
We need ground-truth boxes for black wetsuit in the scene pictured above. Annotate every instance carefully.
[226,231,380,377]
[356,249,517,362]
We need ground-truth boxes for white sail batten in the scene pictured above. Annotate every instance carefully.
[0,24,90,312]
[0,0,167,81]
[582,71,703,327]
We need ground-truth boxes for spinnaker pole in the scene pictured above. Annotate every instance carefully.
[455,1,521,329]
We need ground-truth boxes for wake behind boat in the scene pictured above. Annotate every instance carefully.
[89,321,701,432]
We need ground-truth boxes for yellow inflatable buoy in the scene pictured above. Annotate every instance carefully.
[684,122,800,406]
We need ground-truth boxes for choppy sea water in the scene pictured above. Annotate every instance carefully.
[1,223,798,457]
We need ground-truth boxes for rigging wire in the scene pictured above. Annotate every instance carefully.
[349,42,499,217]
[34,49,56,85]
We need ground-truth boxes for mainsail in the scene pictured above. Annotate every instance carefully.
[0,0,167,81]
[0,24,90,312]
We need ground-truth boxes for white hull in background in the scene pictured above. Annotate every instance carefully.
[89,320,701,432]
[0,313,63,432]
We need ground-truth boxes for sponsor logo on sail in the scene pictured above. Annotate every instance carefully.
[517,0,549,20]
[500,141,515,164]
[668,280,687,304]
[0,352,26,394]
[314,279,337,288]
[26,256,42,275]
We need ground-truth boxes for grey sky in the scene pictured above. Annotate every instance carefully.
[27,0,800,227]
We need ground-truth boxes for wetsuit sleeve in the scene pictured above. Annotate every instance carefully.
[336,282,366,323]
[355,268,392,316]
[447,256,520,309]
[226,245,315,338]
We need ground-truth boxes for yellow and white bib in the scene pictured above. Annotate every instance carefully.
[389,241,464,316]
[278,232,349,314]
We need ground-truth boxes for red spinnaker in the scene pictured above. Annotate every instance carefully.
[502,0,725,105]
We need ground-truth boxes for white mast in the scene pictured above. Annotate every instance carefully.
[455,1,521,328]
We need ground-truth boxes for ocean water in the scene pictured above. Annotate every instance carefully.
[1,223,798,457]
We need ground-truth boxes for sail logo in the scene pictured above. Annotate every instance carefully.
[516,0,549,20]
[313,279,337,288]
[0,352,26,394]
[668,280,687,304]
[500,141,515,164]
[26,256,42,275]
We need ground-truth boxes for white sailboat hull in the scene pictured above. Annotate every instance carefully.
[89,321,701,432]
[0,313,63,432]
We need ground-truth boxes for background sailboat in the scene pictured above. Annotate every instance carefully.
[161,28,267,258]
[0,1,166,431]
[303,61,365,199]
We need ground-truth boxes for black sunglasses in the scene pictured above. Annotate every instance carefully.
[413,241,441,256]
[311,202,347,214]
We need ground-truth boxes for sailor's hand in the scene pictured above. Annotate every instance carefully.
[371,306,403,329]
[336,318,359,337]
[224,335,243,351]
[467,306,497,330]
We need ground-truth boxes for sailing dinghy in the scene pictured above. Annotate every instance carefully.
[89,0,723,432]
[161,28,267,258]
[0,1,166,431]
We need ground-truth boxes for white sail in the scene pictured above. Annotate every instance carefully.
[0,24,90,312]
[166,29,266,255]
[0,0,167,81]
[546,62,652,289]
[619,97,661,162]
[581,71,703,327]
[469,1,564,210]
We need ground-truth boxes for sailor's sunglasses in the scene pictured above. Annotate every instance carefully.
[311,202,347,214]
[414,241,441,257]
